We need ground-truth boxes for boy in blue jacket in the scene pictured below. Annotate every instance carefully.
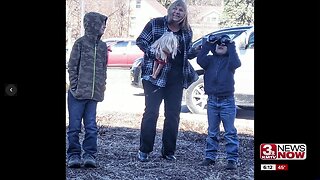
[197,35,241,170]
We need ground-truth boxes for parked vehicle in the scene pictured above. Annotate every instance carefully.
[186,25,253,75]
[103,38,144,67]
[130,57,143,88]
[233,28,254,109]
[130,26,254,114]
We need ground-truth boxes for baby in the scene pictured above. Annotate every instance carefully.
[151,32,178,79]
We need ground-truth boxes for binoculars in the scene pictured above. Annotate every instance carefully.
[206,34,231,45]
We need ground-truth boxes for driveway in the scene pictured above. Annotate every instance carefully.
[66,68,254,131]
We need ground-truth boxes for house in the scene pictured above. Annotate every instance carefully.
[128,0,167,38]
[66,0,224,44]
[66,0,167,47]
[188,6,224,40]
[128,1,224,40]
[125,0,223,40]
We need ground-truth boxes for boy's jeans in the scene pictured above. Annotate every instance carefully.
[67,90,98,159]
[205,95,239,162]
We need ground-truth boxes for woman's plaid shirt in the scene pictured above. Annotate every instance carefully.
[136,16,198,88]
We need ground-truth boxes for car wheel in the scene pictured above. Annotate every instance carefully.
[185,76,207,115]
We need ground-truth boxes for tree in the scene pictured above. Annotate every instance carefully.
[66,0,254,48]
[66,0,131,46]
[156,0,253,27]
[66,0,82,49]
[219,0,254,27]
[188,0,222,6]
[156,0,172,8]
[82,0,131,38]
[105,1,130,38]
[156,0,223,7]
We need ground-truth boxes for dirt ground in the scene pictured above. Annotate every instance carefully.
[66,112,254,180]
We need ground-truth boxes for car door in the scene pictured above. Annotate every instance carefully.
[234,30,254,107]
[124,41,144,66]
[108,40,129,66]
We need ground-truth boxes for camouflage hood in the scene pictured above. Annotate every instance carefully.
[83,12,108,40]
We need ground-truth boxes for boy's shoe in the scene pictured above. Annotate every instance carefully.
[83,154,97,168]
[199,158,215,166]
[67,155,81,168]
[137,150,149,162]
[226,160,237,170]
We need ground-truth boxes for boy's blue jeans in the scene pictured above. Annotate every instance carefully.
[67,90,98,159]
[204,95,239,162]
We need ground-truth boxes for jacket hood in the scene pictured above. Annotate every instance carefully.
[83,12,108,37]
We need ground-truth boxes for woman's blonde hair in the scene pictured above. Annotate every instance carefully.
[167,0,191,31]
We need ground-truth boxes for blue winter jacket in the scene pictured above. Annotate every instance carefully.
[196,42,241,97]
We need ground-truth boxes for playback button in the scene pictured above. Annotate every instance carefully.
[5,84,17,96]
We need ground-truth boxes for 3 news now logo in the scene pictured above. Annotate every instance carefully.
[260,144,307,160]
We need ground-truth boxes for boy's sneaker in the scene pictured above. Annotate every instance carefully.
[199,158,215,166]
[83,154,97,168]
[67,155,81,168]
[226,160,237,170]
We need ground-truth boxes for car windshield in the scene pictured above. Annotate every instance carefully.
[113,41,129,48]
[191,26,252,49]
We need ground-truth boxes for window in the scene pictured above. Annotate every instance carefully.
[131,17,136,26]
[206,16,218,23]
[114,41,129,48]
[248,32,254,44]
[247,32,254,49]
[191,29,250,50]
[136,0,141,8]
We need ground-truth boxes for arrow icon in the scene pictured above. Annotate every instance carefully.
[5,84,17,96]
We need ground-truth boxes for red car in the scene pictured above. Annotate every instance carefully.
[104,38,144,68]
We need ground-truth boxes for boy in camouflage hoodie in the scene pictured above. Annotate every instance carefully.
[67,12,108,168]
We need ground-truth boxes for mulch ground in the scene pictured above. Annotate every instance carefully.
[66,112,254,180]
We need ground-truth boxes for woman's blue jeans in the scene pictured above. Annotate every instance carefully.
[205,95,239,162]
[67,90,98,159]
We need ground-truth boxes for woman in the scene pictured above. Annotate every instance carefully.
[136,0,198,162]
